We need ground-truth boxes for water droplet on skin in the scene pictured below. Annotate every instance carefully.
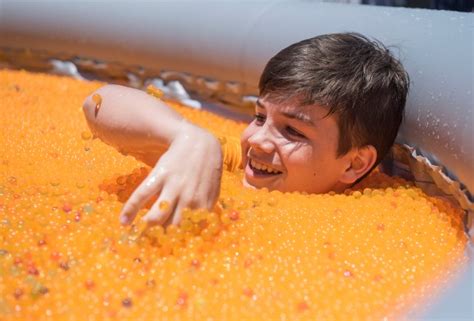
[159,201,170,211]
[92,93,102,117]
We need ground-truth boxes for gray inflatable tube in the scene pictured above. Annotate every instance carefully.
[1,1,473,319]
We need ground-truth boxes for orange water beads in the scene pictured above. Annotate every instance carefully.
[0,69,468,321]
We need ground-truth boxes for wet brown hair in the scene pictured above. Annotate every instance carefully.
[259,32,410,166]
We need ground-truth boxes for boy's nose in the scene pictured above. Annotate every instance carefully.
[247,126,275,154]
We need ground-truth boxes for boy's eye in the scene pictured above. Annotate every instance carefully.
[254,113,266,125]
[286,126,306,139]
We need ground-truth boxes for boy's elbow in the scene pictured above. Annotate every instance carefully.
[82,95,97,136]
[82,85,109,135]
[82,84,126,115]
[82,84,133,145]
[82,93,93,118]
[82,85,105,115]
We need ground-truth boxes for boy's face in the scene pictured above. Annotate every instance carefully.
[241,96,351,194]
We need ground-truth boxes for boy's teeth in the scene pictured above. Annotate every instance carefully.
[250,159,279,174]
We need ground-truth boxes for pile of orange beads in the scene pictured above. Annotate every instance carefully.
[0,70,468,320]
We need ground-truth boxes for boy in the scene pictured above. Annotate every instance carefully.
[83,33,409,227]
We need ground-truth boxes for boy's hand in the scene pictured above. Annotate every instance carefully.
[119,122,223,226]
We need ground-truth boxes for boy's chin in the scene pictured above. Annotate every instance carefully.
[242,177,257,190]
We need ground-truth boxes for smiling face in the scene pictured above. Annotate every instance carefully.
[240,96,354,194]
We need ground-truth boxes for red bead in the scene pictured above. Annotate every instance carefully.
[84,279,95,290]
[176,292,188,307]
[373,274,383,282]
[50,252,61,261]
[27,264,39,276]
[122,298,133,308]
[62,203,72,213]
[59,262,69,271]
[244,258,253,268]
[190,259,201,268]
[297,301,309,312]
[243,287,254,297]
[13,288,24,300]
[229,210,239,221]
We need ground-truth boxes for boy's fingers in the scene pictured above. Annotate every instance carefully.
[171,204,185,226]
[119,174,163,225]
[170,193,209,226]
[141,188,178,226]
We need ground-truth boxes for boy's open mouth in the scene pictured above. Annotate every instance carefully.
[248,158,283,176]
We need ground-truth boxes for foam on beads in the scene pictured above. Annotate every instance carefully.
[0,70,468,321]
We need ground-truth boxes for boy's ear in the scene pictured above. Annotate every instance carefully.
[339,145,377,184]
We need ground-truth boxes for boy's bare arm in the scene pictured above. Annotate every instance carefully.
[82,84,223,226]
[82,84,181,165]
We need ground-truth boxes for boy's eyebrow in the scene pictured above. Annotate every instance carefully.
[256,99,315,127]
[281,111,315,127]
[256,99,266,109]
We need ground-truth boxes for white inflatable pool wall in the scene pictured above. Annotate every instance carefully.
[1,0,472,198]
[1,2,473,318]
[0,0,474,193]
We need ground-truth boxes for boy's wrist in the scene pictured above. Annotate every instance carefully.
[174,121,223,164]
